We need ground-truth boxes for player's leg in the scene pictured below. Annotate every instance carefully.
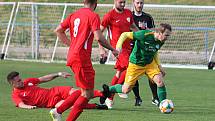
[65,66,95,121]
[105,68,122,109]
[152,74,166,102]
[66,89,92,121]
[50,90,81,121]
[132,80,143,106]
[146,60,167,103]
[116,70,128,99]
[148,80,160,106]
[109,63,144,94]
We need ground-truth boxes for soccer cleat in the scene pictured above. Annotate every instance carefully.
[135,98,142,106]
[152,98,160,107]
[105,98,114,109]
[50,108,62,121]
[118,93,128,99]
[100,84,111,104]
[95,103,108,110]
[99,56,107,64]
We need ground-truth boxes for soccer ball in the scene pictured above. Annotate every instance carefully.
[159,99,174,114]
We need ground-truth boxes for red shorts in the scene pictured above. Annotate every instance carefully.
[46,86,72,108]
[70,66,95,89]
[114,49,131,71]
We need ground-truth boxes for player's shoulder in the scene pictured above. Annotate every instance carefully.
[77,8,98,16]
[106,9,115,15]
[24,78,40,85]
[135,29,153,35]
[142,12,154,19]
[124,9,132,14]
[144,30,154,36]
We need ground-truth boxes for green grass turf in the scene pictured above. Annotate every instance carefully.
[0,60,215,121]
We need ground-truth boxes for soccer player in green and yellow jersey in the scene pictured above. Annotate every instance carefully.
[108,23,172,105]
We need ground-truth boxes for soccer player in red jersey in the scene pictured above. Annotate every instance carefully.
[53,0,118,121]
[99,0,139,109]
[7,71,108,110]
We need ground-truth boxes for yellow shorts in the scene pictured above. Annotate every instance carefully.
[124,59,161,87]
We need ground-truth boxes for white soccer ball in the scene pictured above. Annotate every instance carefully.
[159,99,174,114]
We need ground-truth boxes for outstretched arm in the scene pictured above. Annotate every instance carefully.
[38,72,71,84]
[18,102,37,109]
[94,30,119,58]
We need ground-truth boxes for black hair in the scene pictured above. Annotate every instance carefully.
[7,71,19,84]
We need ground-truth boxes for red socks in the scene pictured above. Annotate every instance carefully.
[111,76,119,85]
[56,90,81,114]
[66,96,89,121]
[84,103,96,109]
[93,90,103,98]
[117,70,126,84]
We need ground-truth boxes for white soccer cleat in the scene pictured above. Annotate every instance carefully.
[105,98,114,109]
[50,108,62,121]
[118,93,128,99]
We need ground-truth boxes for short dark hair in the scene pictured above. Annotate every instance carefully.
[84,0,97,4]
[7,71,19,84]
[159,23,172,33]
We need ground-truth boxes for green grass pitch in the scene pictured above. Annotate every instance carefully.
[0,60,215,121]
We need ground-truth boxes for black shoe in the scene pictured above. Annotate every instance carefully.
[152,98,160,107]
[95,103,108,110]
[100,84,111,104]
[135,98,142,106]
[99,56,107,64]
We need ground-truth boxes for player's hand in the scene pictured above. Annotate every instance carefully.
[58,72,71,78]
[116,48,122,53]
[112,49,119,58]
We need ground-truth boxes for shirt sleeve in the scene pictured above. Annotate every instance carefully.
[116,32,133,49]
[148,14,155,28]
[12,92,22,107]
[24,78,40,85]
[101,12,110,28]
[90,14,101,32]
[60,14,72,29]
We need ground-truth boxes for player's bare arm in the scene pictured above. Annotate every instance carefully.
[54,25,70,46]
[98,25,108,56]
[38,72,71,83]
[18,102,37,109]
[94,30,119,57]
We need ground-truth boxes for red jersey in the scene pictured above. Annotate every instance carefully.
[12,78,71,108]
[12,78,50,107]
[61,8,100,67]
[101,9,134,49]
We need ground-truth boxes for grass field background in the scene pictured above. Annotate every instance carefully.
[0,60,215,121]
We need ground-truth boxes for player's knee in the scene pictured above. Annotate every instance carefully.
[122,85,131,93]
[81,90,94,99]
[156,80,165,87]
